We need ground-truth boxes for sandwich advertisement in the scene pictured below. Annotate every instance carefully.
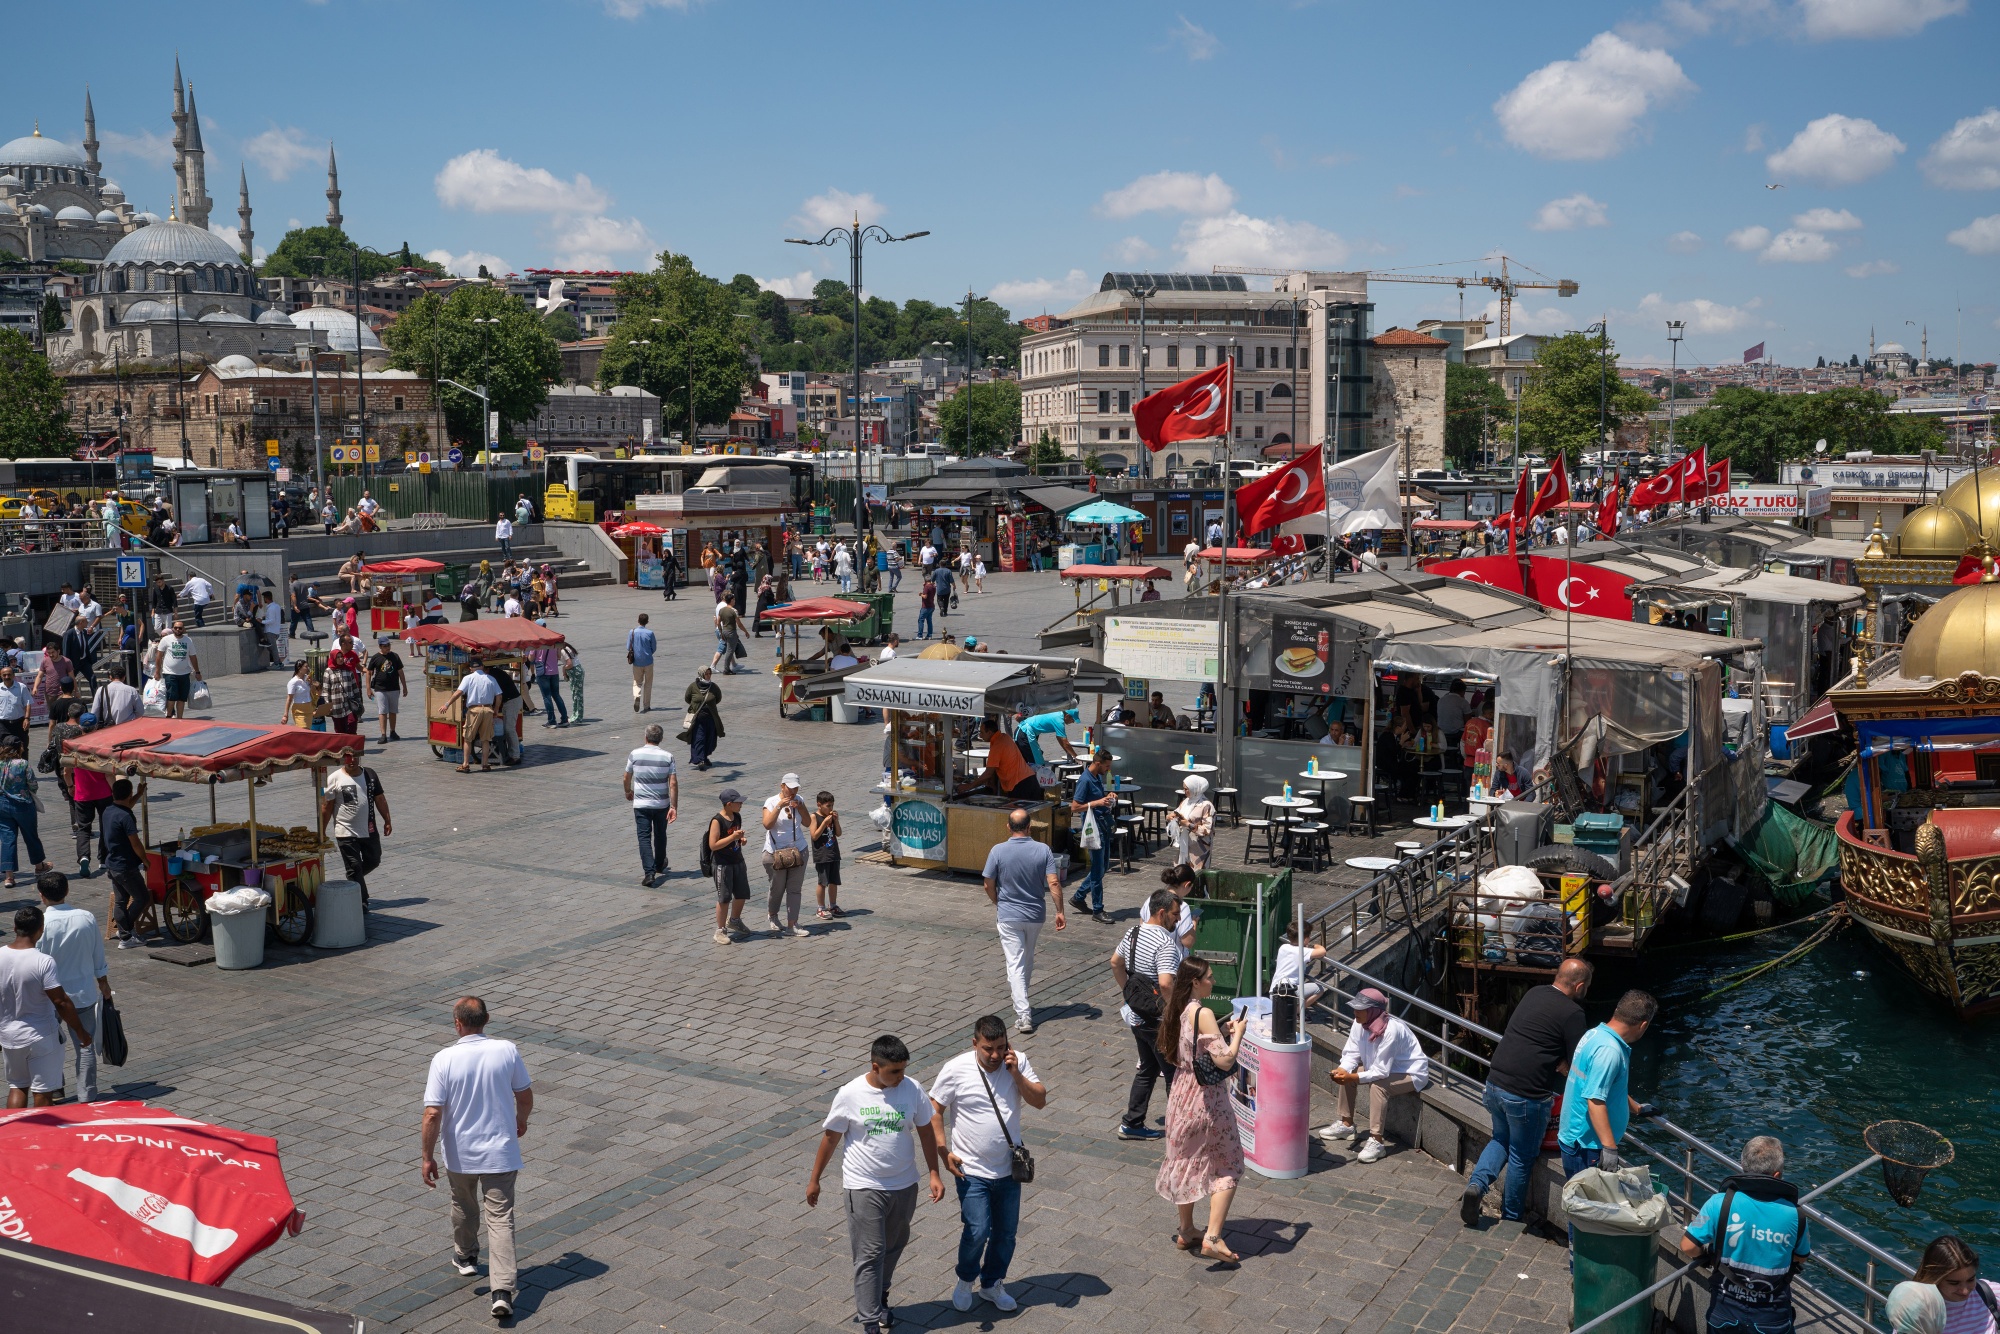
[1270,615,1337,697]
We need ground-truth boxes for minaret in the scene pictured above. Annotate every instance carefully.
[1922,324,1929,368]
[324,144,343,229]
[82,86,98,176]
[236,165,253,263]
[181,83,211,228]
[170,58,187,221]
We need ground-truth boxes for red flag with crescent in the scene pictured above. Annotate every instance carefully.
[1507,464,1533,555]
[1523,555,1634,620]
[1597,482,1620,539]
[1695,455,1730,501]
[1424,554,1526,592]
[1526,454,1571,521]
[1630,446,1706,507]
[1133,359,1233,452]
[1234,444,1325,538]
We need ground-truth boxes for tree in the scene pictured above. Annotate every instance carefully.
[1514,330,1655,462]
[1816,356,1826,368]
[0,329,72,458]
[380,284,560,444]
[594,251,748,441]
[1444,362,1506,468]
[1672,386,1944,482]
[1028,431,1064,468]
[540,308,581,343]
[40,291,63,335]
[261,225,443,281]
[936,379,1022,456]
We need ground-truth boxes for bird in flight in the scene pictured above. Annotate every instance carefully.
[1765,183,1786,190]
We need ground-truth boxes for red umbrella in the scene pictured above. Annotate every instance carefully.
[0,1102,303,1286]
[611,521,666,537]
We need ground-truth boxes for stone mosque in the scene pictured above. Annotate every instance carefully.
[28,61,375,370]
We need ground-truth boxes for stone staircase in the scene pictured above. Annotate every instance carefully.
[285,543,615,590]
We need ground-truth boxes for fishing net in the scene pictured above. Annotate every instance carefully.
[1864,1121,1954,1207]
[1731,803,1841,908]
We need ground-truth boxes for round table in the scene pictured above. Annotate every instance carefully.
[1413,815,1474,831]
[1298,768,1349,814]
[1345,856,1401,872]
[1262,794,1316,865]
[1170,762,1219,776]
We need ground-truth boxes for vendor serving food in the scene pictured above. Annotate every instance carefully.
[975,716,1045,804]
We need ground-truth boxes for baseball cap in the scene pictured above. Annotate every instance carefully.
[1348,987,1390,1012]
[780,772,801,789]
[717,787,743,804]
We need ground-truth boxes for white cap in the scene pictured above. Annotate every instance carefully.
[780,772,801,788]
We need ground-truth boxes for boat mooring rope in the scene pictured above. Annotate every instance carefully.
[1652,902,1843,953]
[1700,905,1850,1000]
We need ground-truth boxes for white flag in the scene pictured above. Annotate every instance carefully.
[1280,443,1400,538]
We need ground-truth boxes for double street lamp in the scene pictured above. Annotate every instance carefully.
[785,220,928,535]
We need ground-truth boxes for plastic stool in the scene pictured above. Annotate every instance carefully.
[1215,787,1241,825]
[1289,822,1330,872]
[1241,817,1275,864]
[1141,801,1172,844]
[312,880,367,949]
[1346,795,1377,837]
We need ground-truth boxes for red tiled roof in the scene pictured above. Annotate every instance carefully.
[1372,328,1450,348]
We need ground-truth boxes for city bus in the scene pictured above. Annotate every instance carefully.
[541,452,814,521]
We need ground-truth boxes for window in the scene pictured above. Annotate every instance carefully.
[1098,344,1110,367]
[1166,345,1179,368]
[277,398,289,414]
[1299,348,1309,373]
[1118,390,1131,412]
[393,396,404,411]
[1234,390,1243,413]
[1118,428,1130,440]
[1118,345,1130,367]
[1254,390,1263,413]
[1285,347,1295,370]
[1195,345,1207,368]
[1099,427,1111,441]
[1255,346,1265,369]
[1097,389,1110,414]
[1254,425,1264,439]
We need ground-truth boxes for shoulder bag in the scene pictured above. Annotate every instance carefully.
[976,1065,1035,1183]
[98,997,129,1067]
[1120,927,1164,1021]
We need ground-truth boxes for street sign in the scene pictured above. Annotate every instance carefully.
[275,467,291,482]
[365,444,381,463]
[526,445,545,462]
[115,556,147,590]
[264,440,280,457]
[266,457,281,472]
[329,445,348,463]
[418,451,431,464]
[447,447,463,464]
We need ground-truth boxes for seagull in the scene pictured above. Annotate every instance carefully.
[1765,183,1786,190]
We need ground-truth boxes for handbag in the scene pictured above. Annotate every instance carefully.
[1192,1043,1232,1087]
[977,1065,1035,1183]
[1119,928,1164,1020]
[98,997,129,1067]
[770,846,806,871]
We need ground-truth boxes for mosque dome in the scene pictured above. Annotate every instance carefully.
[0,131,86,169]
[1896,504,1975,559]
[1939,473,2000,542]
[1878,342,1908,356]
[290,305,382,352]
[118,298,188,323]
[1900,581,2000,682]
[214,354,258,373]
[255,307,293,326]
[199,310,252,324]
[103,219,245,268]
[133,211,159,224]
[54,205,93,222]
[99,182,124,201]
[0,174,20,189]
[94,210,118,224]
[25,204,51,218]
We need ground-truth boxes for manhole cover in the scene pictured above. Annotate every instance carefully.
[148,943,216,967]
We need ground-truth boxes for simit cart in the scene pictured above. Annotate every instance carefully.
[403,619,569,762]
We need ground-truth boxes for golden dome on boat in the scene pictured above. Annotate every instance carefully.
[1900,579,2000,681]
[1897,503,1975,559]
[1939,472,2000,541]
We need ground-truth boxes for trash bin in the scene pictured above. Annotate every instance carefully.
[313,879,367,949]
[1187,868,1292,1013]
[1563,1166,1669,1334]
[206,888,272,970]
[1227,1002,1311,1179]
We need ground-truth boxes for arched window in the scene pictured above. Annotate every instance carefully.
[1270,382,1292,397]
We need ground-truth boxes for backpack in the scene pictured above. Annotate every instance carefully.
[699,816,718,878]
[1120,927,1165,1021]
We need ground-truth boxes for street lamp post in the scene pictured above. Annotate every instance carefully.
[1665,319,1686,461]
[785,219,928,536]
[472,316,500,485]
[165,263,191,465]
[295,342,325,502]
[1119,281,1158,478]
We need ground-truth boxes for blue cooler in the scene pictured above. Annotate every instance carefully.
[1573,811,1625,864]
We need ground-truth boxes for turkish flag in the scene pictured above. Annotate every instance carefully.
[1133,360,1233,452]
[1597,482,1620,539]
[1235,444,1325,538]
[1507,465,1533,555]
[1630,446,1706,507]
[1526,454,1571,521]
[1425,554,1525,592]
[1953,552,1994,584]
[1523,555,1633,619]
[1695,455,1730,501]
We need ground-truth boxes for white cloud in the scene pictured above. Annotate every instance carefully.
[603,0,694,13]
[1097,171,1236,219]
[1727,225,1773,251]
[242,126,316,181]
[756,269,818,299]
[1169,15,1219,60]
[1946,214,2000,254]
[434,148,610,215]
[1797,0,1965,39]
[1493,32,1694,161]
[794,188,885,231]
[1474,297,1573,336]
[206,222,262,262]
[1760,228,1839,262]
[1792,206,1863,230]
[426,248,510,278]
[1531,193,1610,231]
[550,215,654,269]
[1666,230,1705,253]
[98,128,174,167]
[1742,123,1766,153]
[1174,212,1348,271]
[1110,236,1159,263]
[990,270,1094,309]
[1766,114,1906,186]
[1922,108,2000,189]
[1845,258,1900,277]
[1632,292,1762,334]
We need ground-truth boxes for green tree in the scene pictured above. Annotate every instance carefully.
[1028,431,1064,468]
[1675,386,1944,481]
[1514,330,1654,462]
[39,291,63,335]
[936,379,1022,456]
[594,251,748,441]
[0,329,72,458]
[261,225,444,281]
[1444,362,1506,468]
[380,284,560,444]
[541,308,582,343]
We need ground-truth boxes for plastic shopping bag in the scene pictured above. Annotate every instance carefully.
[1561,1165,1669,1236]
[141,677,168,718]
[189,680,213,711]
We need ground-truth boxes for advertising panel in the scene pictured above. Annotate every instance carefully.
[1104,616,1220,683]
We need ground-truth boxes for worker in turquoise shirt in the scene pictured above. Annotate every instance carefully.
[1014,707,1079,768]
[1680,1135,1811,1334]
[1557,990,1658,1181]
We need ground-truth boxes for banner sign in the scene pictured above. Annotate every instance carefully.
[1104,616,1220,682]
[847,680,988,716]
[1269,615,1338,697]
[891,798,947,860]
[1703,486,1832,518]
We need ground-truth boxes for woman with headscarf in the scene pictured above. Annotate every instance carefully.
[751,574,777,638]
[1167,774,1215,870]
[1886,1282,1945,1334]
[680,666,723,771]
[459,561,491,621]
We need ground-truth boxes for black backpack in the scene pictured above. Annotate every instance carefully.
[699,816,718,878]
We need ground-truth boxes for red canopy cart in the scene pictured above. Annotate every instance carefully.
[358,557,445,633]
[403,619,568,762]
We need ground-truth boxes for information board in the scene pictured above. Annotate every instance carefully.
[1104,616,1219,683]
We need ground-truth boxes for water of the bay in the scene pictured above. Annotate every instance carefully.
[1618,912,1998,1276]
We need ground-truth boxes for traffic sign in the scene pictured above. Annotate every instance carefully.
[115,556,147,589]
[267,457,281,472]
[365,443,381,463]
[447,447,464,464]
[418,451,431,464]
[265,440,280,457]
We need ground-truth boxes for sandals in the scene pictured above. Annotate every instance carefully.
[1200,1235,1241,1265]
[815,909,832,920]
[1172,1228,1200,1252]
[455,765,472,773]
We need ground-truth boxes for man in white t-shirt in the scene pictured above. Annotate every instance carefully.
[148,620,202,719]
[181,573,214,627]
[4,905,96,1109]
[930,1017,1046,1312]
[421,997,533,1320]
[807,1034,944,1334]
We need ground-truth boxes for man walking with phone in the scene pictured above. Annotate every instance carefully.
[930,1016,1046,1313]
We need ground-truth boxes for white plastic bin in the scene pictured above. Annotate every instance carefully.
[313,880,367,949]
[211,907,266,970]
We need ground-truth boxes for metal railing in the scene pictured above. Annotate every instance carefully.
[0,516,127,554]
[1303,817,1492,962]
[1304,954,1912,1334]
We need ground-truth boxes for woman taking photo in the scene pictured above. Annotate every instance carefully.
[1155,958,1248,1265]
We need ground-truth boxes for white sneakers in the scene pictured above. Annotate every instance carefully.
[952,1281,1015,1312]
[952,1280,975,1312]
[1316,1120,1359,1141]
[1357,1137,1390,1163]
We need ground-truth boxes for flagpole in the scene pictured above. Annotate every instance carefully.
[1217,424,1234,772]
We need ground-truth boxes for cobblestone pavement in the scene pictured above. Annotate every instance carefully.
[27,569,1571,1332]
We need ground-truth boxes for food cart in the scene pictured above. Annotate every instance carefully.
[358,558,445,633]
[763,596,873,719]
[842,656,1109,873]
[1047,564,1171,636]
[403,619,568,763]
[1411,519,1479,559]
[63,718,363,947]
[610,521,670,589]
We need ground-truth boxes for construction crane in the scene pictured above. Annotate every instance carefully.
[1212,254,1578,338]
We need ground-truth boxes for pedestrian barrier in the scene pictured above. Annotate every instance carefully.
[312,881,366,949]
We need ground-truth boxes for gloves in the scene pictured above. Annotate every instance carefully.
[1596,1144,1623,1173]
[1635,1103,1662,1121]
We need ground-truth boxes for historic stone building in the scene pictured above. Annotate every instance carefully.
[1366,327,1448,471]
[182,357,445,472]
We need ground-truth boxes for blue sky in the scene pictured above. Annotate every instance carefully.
[13,0,2000,368]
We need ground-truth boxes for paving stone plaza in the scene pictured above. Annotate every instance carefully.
[37,569,1573,1333]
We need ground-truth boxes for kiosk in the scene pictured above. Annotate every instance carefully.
[357,557,445,633]
[404,619,569,763]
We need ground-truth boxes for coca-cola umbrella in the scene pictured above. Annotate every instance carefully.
[0,1102,304,1286]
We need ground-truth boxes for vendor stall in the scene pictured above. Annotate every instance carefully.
[843,656,1102,873]
[1044,564,1172,646]
[763,595,875,719]
[63,718,363,947]
[403,619,568,763]
[357,557,445,634]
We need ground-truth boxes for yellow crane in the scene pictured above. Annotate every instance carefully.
[1212,254,1578,338]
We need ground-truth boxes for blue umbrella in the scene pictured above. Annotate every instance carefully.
[1068,499,1147,525]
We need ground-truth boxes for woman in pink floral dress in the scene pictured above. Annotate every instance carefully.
[1155,958,1249,1263]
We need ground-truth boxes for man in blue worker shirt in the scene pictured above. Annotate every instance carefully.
[1015,708,1079,768]
[1680,1136,1811,1334]
[1557,989,1657,1181]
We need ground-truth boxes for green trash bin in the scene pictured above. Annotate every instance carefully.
[852,591,894,643]
[1563,1168,1669,1334]
[1186,868,1292,1017]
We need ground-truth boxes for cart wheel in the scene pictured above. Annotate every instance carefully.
[431,744,446,759]
[161,884,204,944]
[270,886,314,947]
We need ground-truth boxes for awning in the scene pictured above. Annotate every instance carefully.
[1060,564,1170,580]
[1786,696,1842,741]
[358,557,444,575]
[1199,546,1273,563]
[1068,498,1148,525]
[1413,519,1478,531]
[66,719,364,782]
[403,620,567,653]
[840,658,1072,717]
[761,597,870,624]
[1019,485,1096,516]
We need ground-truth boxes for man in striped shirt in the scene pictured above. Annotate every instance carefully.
[623,725,679,888]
